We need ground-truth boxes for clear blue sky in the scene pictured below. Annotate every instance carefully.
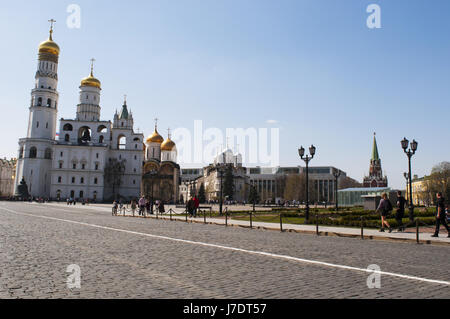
[1,0,449,189]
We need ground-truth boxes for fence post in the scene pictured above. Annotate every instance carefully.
[361,216,364,240]
[250,211,253,229]
[316,214,319,236]
[170,208,173,221]
[280,213,283,232]
[204,210,206,224]
[416,218,420,244]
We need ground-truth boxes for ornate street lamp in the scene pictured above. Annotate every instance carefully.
[299,145,316,222]
[333,168,342,212]
[147,169,158,215]
[401,138,418,221]
[215,163,227,216]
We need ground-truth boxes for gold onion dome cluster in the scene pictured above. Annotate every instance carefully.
[161,137,176,151]
[146,129,164,144]
[38,37,60,56]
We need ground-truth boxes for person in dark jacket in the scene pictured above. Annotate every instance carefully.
[431,192,450,238]
[186,197,195,217]
[396,191,406,232]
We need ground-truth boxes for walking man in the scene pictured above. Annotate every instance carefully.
[431,192,450,238]
[376,193,393,233]
[396,191,406,232]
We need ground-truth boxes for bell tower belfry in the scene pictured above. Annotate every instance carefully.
[15,20,60,197]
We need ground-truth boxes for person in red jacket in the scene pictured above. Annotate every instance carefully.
[193,196,200,217]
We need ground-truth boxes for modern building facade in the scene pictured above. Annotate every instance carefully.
[180,149,348,203]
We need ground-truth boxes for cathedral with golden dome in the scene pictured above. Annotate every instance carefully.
[15,21,180,203]
[142,124,180,203]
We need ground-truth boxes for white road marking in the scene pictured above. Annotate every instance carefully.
[1,206,449,286]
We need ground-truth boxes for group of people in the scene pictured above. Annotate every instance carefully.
[186,196,200,217]
[112,197,166,216]
[376,191,449,237]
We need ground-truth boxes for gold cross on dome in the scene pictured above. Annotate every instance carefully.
[48,19,56,39]
[90,58,96,76]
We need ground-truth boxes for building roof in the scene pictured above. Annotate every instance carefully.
[119,102,129,120]
[372,134,380,161]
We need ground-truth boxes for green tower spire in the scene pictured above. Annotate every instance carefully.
[371,133,380,161]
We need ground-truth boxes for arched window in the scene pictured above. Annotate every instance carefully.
[70,190,75,198]
[99,135,104,144]
[19,147,24,159]
[80,177,84,184]
[29,147,37,159]
[118,135,126,150]
[44,148,52,160]
[58,176,62,183]
[63,124,73,131]
[47,98,52,107]
[97,125,107,133]
[65,134,70,142]
[78,126,92,143]
[79,191,84,198]
[37,98,42,106]
[94,178,98,185]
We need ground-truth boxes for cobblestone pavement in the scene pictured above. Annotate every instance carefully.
[0,202,449,299]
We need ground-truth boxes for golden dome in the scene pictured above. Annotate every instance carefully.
[80,74,101,89]
[146,129,164,144]
[161,138,176,151]
[81,59,101,89]
[39,38,60,56]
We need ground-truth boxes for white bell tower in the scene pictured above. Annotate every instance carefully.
[15,20,60,197]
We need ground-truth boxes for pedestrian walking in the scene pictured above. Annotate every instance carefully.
[138,196,146,216]
[158,200,165,214]
[112,200,118,216]
[193,195,200,218]
[131,199,137,217]
[396,191,406,232]
[146,199,152,215]
[431,192,450,238]
[186,197,195,217]
[376,193,393,233]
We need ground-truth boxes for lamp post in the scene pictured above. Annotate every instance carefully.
[299,145,316,222]
[333,168,341,212]
[215,163,227,216]
[146,169,158,215]
[403,172,410,201]
[401,138,418,222]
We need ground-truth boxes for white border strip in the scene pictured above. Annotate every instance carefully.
[1,206,449,286]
